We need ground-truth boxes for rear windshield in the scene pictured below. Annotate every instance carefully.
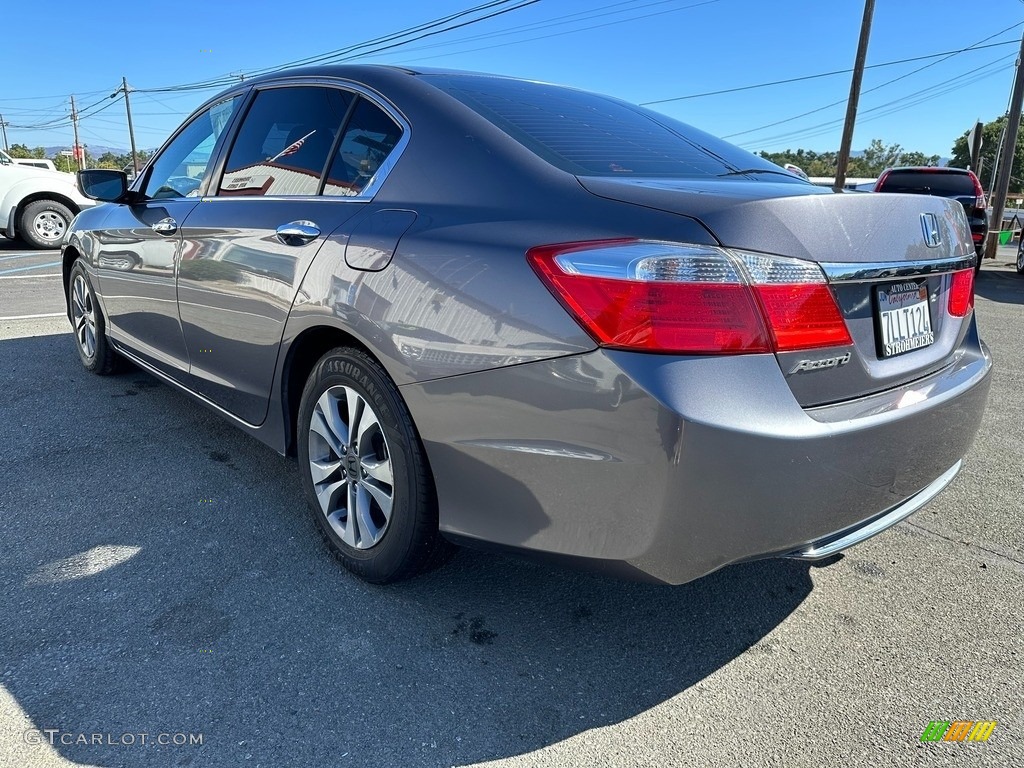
[877,171,975,197]
[423,74,801,181]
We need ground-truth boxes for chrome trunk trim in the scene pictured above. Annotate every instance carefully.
[821,255,976,283]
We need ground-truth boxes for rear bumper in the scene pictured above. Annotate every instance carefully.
[783,460,960,560]
[401,333,991,585]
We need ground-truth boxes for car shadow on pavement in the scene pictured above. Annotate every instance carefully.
[0,332,815,767]
[975,269,1024,306]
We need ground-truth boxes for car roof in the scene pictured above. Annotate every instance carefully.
[884,166,969,174]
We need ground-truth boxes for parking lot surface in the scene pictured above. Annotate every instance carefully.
[0,244,1021,767]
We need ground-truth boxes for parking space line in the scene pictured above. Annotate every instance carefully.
[0,273,61,279]
[0,252,51,262]
[0,312,65,320]
[0,261,61,275]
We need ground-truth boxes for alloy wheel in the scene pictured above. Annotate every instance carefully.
[70,274,97,359]
[307,385,394,549]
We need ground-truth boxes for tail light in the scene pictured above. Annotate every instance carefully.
[527,240,852,355]
[968,170,986,209]
[948,269,974,317]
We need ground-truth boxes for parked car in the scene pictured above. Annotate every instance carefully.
[0,161,96,248]
[1017,232,1024,274]
[65,66,991,585]
[0,149,57,171]
[873,166,988,272]
[782,162,809,180]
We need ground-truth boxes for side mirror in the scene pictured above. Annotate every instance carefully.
[77,169,129,202]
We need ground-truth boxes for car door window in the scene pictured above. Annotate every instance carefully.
[218,87,352,197]
[324,98,403,197]
[143,95,241,200]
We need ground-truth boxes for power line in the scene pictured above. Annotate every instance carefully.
[639,39,1020,105]
[722,20,1024,141]
[389,0,682,53]
[136,0,539,95]
[391,0,720,64]
[744,55,1013,150]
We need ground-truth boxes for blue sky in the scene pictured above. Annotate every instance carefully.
[2,0,1023,157]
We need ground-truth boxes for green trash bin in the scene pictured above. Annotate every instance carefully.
[998,230,1013,246]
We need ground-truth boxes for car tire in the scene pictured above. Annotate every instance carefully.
[1017,241,1024,275]
[68,260,121,375]
[19,199,73,250]
[297,347,452,583]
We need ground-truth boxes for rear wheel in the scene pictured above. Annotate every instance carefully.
[68,261,121,375]
[20,199,73,249]
[297,347,451,583]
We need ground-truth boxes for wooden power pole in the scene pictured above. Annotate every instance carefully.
[985,28,1024,262]
[834,0,876,192]
[70,95,83,171]
[113,77,140,173]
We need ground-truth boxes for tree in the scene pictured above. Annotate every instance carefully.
[949,115,1024,191]
[759,140,938,179]
[95,151,122,169]
[7,143,48,160]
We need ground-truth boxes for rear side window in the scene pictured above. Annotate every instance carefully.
[219,87,352,196]
[877,172,975,197]
[424,75,791,180]
[324,98,403,197]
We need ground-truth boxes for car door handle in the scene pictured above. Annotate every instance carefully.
[276,220,320,246]
[152,217,177,236]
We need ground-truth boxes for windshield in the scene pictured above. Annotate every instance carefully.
[424,74,802,182]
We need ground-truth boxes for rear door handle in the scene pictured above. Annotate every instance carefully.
[152,217,177,236]
[276,220,320,246]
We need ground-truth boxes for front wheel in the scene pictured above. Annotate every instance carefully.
[20,199,73,249]
[297,347,451,583]
[1017,240,1024,274]
[68,261,121,375]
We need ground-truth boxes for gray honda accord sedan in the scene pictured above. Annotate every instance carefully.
[64,65,991,584]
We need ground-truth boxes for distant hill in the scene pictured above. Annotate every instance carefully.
[43,144,155,158]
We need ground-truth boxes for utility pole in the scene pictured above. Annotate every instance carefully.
[0,114,8,152]
[969,120,984,173]
[70,95,83,171]
[986,28,1024,262]
[115,77,140,173]
[833,0,876,192]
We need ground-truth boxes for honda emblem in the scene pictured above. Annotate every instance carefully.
[920,212,942,248]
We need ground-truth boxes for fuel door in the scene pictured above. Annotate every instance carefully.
[344,209,417,271]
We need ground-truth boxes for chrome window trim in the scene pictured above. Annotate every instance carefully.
[203,78,410,203]
[821,254,976,283]
[200,194,371,204]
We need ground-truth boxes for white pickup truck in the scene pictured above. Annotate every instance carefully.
[0,149,57,171]
[0,160,96,249]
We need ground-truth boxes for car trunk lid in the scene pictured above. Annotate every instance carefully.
[578,176,976,406]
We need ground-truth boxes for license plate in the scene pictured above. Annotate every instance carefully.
[876,280,934,358]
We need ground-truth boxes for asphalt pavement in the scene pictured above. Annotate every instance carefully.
[0,243,1021,768]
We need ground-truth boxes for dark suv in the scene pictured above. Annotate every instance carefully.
[873,167,987,271]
